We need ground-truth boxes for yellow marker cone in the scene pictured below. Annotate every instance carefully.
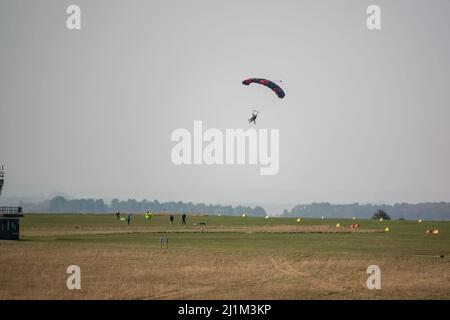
[432,229,439,234]
[296,218,301,222]
[385,227,390,232]
[418,219,423,223]
[379,218,384,221]
[336,223,340,227]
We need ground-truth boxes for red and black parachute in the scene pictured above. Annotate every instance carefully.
[242,78,285,99]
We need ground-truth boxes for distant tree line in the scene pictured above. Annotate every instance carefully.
[22,196,267,216]
[14,197,450,220]
[281,202,450,220]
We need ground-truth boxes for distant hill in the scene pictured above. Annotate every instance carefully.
[281,202,450,221]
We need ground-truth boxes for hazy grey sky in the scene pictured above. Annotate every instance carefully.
[1,0,450,211]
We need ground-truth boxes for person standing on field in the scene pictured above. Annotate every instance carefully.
[182,213,187,225]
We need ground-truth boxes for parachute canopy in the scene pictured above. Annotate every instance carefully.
[242,78,285,99]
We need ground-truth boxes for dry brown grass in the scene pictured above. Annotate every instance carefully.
[21,224,378,237]
[1,242,448,300]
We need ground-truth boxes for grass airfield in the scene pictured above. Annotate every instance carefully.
[0,214,449,299]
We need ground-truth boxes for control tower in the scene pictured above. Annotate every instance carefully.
[0,165,24,240]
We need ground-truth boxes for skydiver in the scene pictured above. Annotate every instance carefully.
[248,110,258,125]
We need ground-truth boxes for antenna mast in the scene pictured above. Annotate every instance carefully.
[0,165,4,198]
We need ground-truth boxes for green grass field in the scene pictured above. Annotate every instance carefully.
[1,214,449,299]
